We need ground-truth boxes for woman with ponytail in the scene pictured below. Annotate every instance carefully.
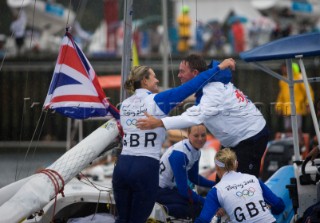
[195,148,285,223]
[113,57,236,223]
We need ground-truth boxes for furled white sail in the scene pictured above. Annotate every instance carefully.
[0,119,119,223]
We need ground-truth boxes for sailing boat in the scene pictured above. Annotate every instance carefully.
[0,0,174,222]
[3,33,319,223]
[2,0,320,222]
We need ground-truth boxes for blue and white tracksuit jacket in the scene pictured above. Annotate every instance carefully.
[112,65,231,223]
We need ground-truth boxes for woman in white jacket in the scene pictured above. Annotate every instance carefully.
[195,148,285,223]
[113,58,235,223]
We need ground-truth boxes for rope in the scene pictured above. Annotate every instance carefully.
[15,111,46,180]
[78,173,117,217]
[38,169,65,222]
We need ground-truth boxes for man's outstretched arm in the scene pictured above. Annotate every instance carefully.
[136,112,164,129]
[137,103,204,130]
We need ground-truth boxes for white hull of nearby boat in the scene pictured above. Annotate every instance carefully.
[7,0,75,35]
[21,176,193,223]
[23,177,116,223]
[0,119,119,223]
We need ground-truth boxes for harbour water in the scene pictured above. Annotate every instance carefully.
[0,147,65,188]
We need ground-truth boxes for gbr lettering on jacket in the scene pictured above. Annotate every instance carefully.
[123,133,157,147]
[234,200,269,222]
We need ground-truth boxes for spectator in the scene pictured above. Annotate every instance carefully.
[275,62,314,146]
[231,19,245,53]
[149,24,162,55]
[202,21,225,56]
[195,21,205,52]
[10,9,27,56]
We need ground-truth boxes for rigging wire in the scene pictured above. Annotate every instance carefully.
[15,109,46,180]
[73,0,87,24]
[14,0,87,217]
[174,2,195,209]
[78,172,116,216]
[176,1,209,220]
[12,0,42,181]
[78,173,117,217]
[18,0,37,147]
[28,110,49,176]
[66,0,74,28]
[13,0,79,181]
[195,0,202,211]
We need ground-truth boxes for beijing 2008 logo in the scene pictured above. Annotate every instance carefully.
[126,119,137,126]
[236,187,255,198]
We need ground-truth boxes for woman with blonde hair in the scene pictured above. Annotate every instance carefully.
[112,59,235,223]
[195,148,285,223]
[156,124,215,220]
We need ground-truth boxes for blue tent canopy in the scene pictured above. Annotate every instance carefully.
[239,31,320,163]
[240,32,320,62]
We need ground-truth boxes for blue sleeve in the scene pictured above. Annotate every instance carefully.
[188,160,215,188]
[169,151,205,204]
[259,180,285,215]
[154,65,231,114]
[194,187,220,223]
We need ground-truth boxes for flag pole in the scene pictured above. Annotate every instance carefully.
[120,0,133,102]
[162,0,169,90]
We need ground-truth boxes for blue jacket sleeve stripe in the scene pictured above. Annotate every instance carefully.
[154,66,231,114]
[195,187,220,223]
[259,179,285,215]
[169,151,205,204]
[188,160,215,188]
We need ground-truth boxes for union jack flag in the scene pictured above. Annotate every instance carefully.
[43,31,119,120]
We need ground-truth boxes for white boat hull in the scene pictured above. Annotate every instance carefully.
[7,0,75,35]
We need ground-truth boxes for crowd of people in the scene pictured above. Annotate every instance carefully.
[110,53,305,222]
[113,56,235,222]
[6,2,320,58]
[132,6,318,57]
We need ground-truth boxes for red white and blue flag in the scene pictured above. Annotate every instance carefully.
[43,31,119,120]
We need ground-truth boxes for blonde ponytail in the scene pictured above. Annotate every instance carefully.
[124,66,151,94]
[214,148,237,172]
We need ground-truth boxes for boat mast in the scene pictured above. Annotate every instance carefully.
[120,0,133,102]
[161,0,169,90]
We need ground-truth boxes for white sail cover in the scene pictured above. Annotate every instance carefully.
[0,119,119,223]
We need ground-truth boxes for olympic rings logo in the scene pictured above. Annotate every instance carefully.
[236,187,255,198]
[126,119,137,126]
